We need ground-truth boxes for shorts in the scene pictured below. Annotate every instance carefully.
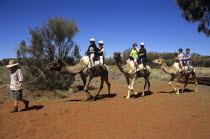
[134,57,139,61]
[11,90,22,100]
[179,60,184,64]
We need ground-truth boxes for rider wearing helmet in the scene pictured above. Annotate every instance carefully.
[87,38,98,68]
[130,43,140,71]
[139,42,147,69]
[178,48,184,71]
[98,41,105,65]
[184,48,192,73]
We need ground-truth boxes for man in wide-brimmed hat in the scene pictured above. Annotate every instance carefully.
[6,60,29,113]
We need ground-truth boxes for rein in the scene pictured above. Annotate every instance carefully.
[25,66,49,84]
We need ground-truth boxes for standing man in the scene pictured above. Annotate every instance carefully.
[139,42,147,69]
[87,38,98,68]
[184,48,192,73]
[6,60,29,113]
[98,40,105,65]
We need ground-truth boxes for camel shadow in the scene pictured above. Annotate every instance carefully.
[20,105,44,112]
[129,91,153,98]
[197,77,210,86]
[179,77,210,86]
[94,94,117,101]
[156,91,175,94]
[157,89,194,94]
[64,94,117,102]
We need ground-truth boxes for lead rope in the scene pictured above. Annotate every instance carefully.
[25,66,49,84]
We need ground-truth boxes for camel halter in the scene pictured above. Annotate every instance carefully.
[25,66,49,84]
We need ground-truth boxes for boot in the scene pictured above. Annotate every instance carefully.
[24,101,29,109]
[10,108,18,113]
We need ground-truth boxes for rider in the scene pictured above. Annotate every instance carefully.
[139,42,147,69]
[178,48,184,71]
[87,38,98,68]
[184,48,192,73]
[130,43,140,71]
[98,40,105,65]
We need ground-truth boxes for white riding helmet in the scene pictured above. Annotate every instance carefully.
[140,42,145,46]
[90,38,95,41]
[99,41,104,44]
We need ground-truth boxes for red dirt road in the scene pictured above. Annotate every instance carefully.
[0,78,210,139]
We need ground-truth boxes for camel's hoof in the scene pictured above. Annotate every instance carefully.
[175,92,180,95]
[125,96,130,99]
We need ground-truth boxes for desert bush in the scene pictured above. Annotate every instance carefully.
[17,16,79,90]
[0,66,10,85]
[104,58,116,65]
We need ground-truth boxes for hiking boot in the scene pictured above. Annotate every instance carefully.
[24,101,29,109]
[10,108,18,113]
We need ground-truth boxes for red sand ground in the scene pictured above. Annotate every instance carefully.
[0,78,210,139]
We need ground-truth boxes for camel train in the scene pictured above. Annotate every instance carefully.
[48,52,198,101]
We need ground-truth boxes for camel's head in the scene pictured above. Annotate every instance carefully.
[47,59,66,71]
[113,52,121,61]
[153,59,165,65]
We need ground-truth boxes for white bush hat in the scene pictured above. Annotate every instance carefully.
[90,38,95,41]
[6,60,19,68]
[99,41,104,44]
[140,42,145,46]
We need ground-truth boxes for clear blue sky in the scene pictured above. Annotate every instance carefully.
[0,0,209,60]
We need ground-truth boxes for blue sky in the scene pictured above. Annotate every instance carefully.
[0,0,209,60]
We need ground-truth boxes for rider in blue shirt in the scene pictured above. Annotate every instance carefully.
[184,48,192,73]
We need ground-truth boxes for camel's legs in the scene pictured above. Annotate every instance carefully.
[147,78,151,92]
[130,77,137,95]
[83,76,93,101]
[104,77,111,96]
[80,75,86,87]
[169,75,177,92]
[94,77,105,98]
[182,74,190,93]
[125,76,131,99]
[192,72,198,92]
[176,77,180,94]
[126,76,131,89]
[142,77,148,97]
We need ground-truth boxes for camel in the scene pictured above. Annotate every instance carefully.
[113,52,151,99]
[47,56,111,101]
[152,59,197,94]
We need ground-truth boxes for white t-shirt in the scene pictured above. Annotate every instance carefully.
[10,69,23,90]
[178,53,184,61]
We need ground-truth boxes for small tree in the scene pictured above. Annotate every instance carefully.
[17,16,79,90]
[176,0,210,37]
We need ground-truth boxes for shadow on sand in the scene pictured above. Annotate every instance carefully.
[20,105,44,112]
[179,76,210,86]
[126,91,153,98]
[63,94,117,102]
[156,88,194,94]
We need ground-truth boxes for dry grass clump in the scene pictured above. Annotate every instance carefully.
[0,66,10,85]
[195,67,210,76]
[150,68,171,82]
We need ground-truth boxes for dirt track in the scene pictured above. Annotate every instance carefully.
[0,77,210,139]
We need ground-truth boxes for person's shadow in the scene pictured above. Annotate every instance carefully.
[20,105,44,111]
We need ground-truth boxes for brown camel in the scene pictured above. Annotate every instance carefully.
[153,59,198,94]
[113,52,151,99]
[47,56,111,101]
